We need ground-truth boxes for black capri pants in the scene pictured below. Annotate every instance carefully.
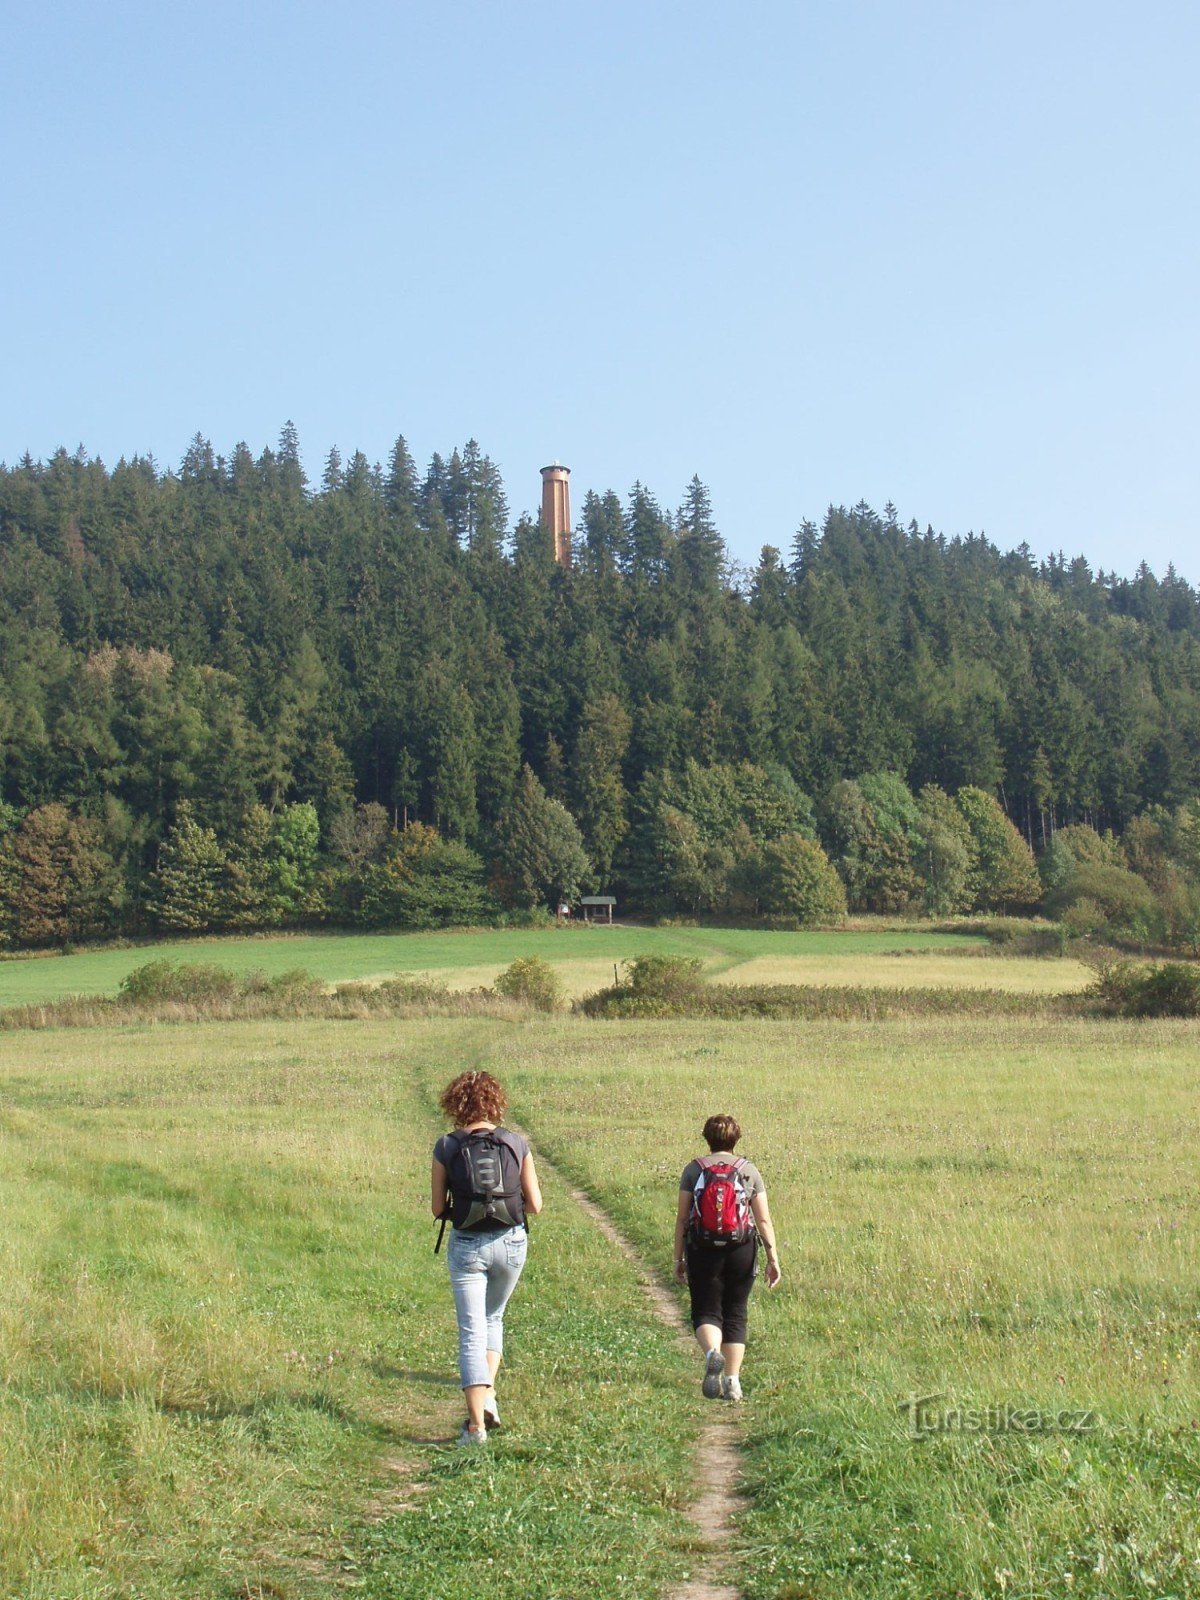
[686,1236,758,1344]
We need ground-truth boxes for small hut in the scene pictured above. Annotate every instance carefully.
[580,895,616,924]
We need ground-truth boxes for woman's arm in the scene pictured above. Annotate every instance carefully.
[521,1152,543,1216]
[431,1157,448,1220]
[673,1189,692,1283]
[751,1191,782,1287]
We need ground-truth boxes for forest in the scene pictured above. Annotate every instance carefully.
[1,428,1198,950]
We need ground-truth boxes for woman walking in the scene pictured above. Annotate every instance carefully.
[674,1113,781,1400]
[431,1069,542,1446]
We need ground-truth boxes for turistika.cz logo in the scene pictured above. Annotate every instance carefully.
[898,1393,1100,1438]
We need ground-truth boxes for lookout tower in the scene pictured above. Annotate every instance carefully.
[540,463,571,567]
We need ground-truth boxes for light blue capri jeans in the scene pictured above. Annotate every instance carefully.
[446,1224,528,1389]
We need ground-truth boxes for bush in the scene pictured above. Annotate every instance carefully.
[624,954,705,999]
[493,956,564,1012]
[1094,961,1200,1018]
[117,960,323,1005]
[119,960,239,1003]
[577,979,1056,1021]
[242,966,323,999]
[1045,861,1158,936]
[1060,897,1108,939]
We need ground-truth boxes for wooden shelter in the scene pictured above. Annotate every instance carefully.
[580,895,616,924]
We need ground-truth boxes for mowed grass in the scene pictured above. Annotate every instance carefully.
[0,1020,701,1600]
[1,924,1001,1008]
[486,1016,1200,1600]
[722,953,1093,994]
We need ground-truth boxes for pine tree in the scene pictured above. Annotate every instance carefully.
[415,665,478,841]
[493,765,590,908]
[676,475,724,590]
[223,805,275,928]
[571,693,631,887]
[151,802,226,932]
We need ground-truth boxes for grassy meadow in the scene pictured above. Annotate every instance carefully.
[2,934,1196,1599]
[0,1021,700,1600]
[495,1017,1200,1599]
[0,924,1003,1007]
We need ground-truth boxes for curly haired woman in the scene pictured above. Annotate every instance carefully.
[431,1070,543,1446]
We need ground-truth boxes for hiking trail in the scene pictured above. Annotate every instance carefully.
[555,1169,747,1600]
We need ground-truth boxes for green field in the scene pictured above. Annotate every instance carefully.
[2,1003,1198,1599]
[0,1021,698,1600]
[0,923,1093,1009]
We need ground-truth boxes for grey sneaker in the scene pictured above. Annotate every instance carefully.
[457,1422,488,1447]
[702,1348,726,1399]
[722,1375,743,1402]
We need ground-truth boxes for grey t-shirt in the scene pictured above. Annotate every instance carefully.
[680,1153,765,1200]
[433,1126,529,1169]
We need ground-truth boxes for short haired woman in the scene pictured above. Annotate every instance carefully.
[674,1113,781,1400]
[431,1070,543,1446]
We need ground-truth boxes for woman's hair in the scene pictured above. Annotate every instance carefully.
[703,1114,741,1151]
[440,1070,507,1127]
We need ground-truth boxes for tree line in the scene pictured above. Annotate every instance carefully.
[1,429,1198,949]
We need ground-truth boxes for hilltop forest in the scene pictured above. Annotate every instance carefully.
[1,429,1199,950]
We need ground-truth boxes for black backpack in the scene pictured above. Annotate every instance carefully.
[435,1128,526,1253]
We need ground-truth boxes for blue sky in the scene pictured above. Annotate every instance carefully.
[4,1,1197,582]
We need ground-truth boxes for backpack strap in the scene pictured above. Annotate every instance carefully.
[433,1130,465,1252]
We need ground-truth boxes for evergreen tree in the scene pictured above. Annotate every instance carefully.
[223,805,275,928]
[493,765,590,908]
[415,669,478,841]
[676,475,724,590]
[571,693,631,887]
[151,801,226,932]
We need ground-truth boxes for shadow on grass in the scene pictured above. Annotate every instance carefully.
[369,1360,459,1388]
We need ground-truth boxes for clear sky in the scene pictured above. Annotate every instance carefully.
[4,1,1197,582]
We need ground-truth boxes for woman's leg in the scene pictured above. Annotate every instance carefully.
[721,1340,746,1376]
[687,1243,724,1348]
[686,1242,730,1392]
[720,1238,758,1379]
[447,1232,491,1431]
[482,1228,527,1369]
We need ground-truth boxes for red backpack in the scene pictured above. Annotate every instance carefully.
[688,1156,754,1247]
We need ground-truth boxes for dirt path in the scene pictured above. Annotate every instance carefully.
[553,1171,747,1600]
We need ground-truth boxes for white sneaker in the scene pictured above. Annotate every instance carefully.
[483,1393,501,1430]
[702,1348,726,1399]
[722,1375,743,1402]
[457,1423,488,1447]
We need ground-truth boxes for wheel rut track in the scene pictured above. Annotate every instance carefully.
[545,1162,747,1600]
